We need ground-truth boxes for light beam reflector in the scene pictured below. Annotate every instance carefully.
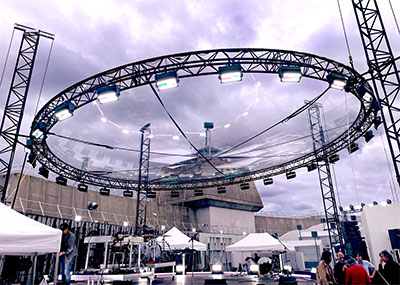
[155,71,179,90]
[97,85,120,104]
[278,66,302,82]
[218,65,242,83]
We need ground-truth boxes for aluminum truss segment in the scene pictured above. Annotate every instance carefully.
[0,25,54,203]
[135,124,151,235]
[352,0,400,185]
[308,103,344,253]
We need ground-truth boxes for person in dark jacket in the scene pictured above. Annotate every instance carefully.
[334,251,347,284]
[378,250,400,285]
[59,223,77,285]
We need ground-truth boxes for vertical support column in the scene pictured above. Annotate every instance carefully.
[307,103,344,255]
[135,123,151,235]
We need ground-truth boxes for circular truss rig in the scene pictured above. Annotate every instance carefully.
[29,48,377,191]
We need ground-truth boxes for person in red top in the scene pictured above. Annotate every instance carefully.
[346,257,371,285]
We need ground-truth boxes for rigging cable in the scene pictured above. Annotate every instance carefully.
[388,0,400,36]
[0,28,15,90]
[336,0,354,68]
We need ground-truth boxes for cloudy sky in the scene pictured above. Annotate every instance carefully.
[0,0,399,215]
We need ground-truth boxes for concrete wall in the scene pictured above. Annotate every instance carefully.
[255,215,321,236]
[361,203,400,264]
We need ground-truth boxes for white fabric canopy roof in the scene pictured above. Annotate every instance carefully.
[0,202,62,255]
[156,227,207,251]
[226,232,286,253]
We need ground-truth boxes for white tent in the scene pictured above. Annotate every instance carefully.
[0,202,62,255]
[226,232,287,253]
[156,227,207,251]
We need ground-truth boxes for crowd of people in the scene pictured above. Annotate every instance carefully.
[316,250,400,285]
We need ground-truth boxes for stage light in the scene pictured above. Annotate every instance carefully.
[100,187,110,196]
[123,221,129,227]
[249,264,259,275]
[327,73,347,90]
[349,204,354,211]
[204,122,214,129]
[360,203,365,208]
[286,171,296,180]
[194,188,203,196]
[31,122,47,139]
[38,166,49,179]
[74,215,82,222]
[217,186,226,194]
[25,139,33,154]
[373,201,378,205]
[386,199,392,204]
[170,190,180,198]
[357,83,374,102]
[374,116,382,130]
[77,183,88,192]
[28,153,36,167]
[278,66,302,82]
[211,264,223,274]
[54,102,75,121]
[123,190,133,197]
[240,182,250,190]
[155,71,179,91]
[96,85,120,104]
[364,130,374,143]
[307,163,317,172]
[56,176,67,186]
[87,201,98,210]
[339,206,344,212]
[328,154,340,163]
[218,65,242,83]
[263,178,273,185]
[147,191,156,198]
[348,143,359,154]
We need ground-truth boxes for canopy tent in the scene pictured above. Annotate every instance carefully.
[0,202,62,255]
[226,232,287,253]
[156,227,207,251]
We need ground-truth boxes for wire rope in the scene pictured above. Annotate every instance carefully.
[388,0,400,36]
[0,28,15,90]
[336,0,354,68]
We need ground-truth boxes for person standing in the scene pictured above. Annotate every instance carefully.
[356,252,376,280]
[334,251,347,284]
[59,223,77,285]
[316,250,336,285]
[345,257,371,284]
[378,250,400,285]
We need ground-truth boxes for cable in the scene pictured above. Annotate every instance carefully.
[34,39,54,115]
[388,0,400,36]
[336,0,354,68]
[0,28,15,90]
[149,83,224,176]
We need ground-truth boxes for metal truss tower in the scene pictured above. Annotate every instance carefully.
[134,123,151,236]
[0,24,54,203]
[352,0,400,186]
[307,103,344,253]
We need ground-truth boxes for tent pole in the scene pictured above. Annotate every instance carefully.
[32,254,37,285]
[54,253,59,284]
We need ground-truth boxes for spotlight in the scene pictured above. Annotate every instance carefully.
[361,203,365,208]
[217,186,226,194]
[54,102,75,121]
[211,264,223,274]
[364,130,374,143]
[77,183,88,192]
[170,190,180,198]
[286,171,296,180]
[28,153,36,167]
[373,116,382,130]
[31,121,47,139]
[386,199,392,204]
[263,178,273,185]
[38,166,49,179]
[327,73,347,90]
[218,65,242,84]
[25,139,33,154]
[307,163,317,172]
[278,66,302,82]
[147,191,156,198]
[194,188,203,196]
[339,206,344,212]
[56,176,67,186]
[240,182,250,190]
[87,201,98,210]
[348,143,359,154]
[357,83,374,102]
[155,71,179,91]
[328,154,340,163]
[204,122,214,129]
[123,190,133,197]
[99,187,110,196]
[349,204,354,211]
[96,85,120,104]
[373,201,378,205]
